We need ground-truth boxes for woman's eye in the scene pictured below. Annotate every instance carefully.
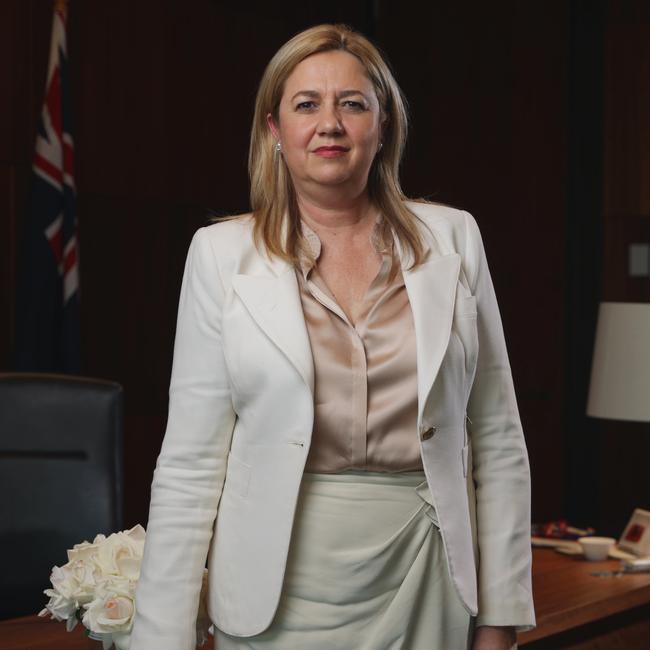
[296,101,316,110]
[342,100,364,110]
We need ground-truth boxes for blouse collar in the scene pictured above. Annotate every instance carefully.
[296,214,394,280]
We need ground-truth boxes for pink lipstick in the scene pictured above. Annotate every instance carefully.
[313,146,349,158]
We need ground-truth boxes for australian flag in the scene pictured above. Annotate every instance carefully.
[14,1,81,374]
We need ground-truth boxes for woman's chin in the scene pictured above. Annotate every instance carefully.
[305,170,367,190]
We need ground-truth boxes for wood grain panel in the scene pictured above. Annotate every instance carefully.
[604,21,650,216]
[0,615,98,649]
[522,604,650,649]
[520,548,650,646]
[378,0,569,522]
[598,1,650,537]
[1,0,62,372]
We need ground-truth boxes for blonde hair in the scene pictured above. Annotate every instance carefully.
[232,23,428,268]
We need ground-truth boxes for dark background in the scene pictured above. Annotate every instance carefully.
[1,0,649,536]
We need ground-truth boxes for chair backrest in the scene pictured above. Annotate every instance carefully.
[0,372,124,620]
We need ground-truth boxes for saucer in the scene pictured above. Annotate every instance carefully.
[553,541,635,560]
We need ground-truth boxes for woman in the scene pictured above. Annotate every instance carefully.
[130,23,535,650]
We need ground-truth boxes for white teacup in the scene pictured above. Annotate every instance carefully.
[578,536,616,561]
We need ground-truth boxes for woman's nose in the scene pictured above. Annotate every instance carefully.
[317,103,343,134]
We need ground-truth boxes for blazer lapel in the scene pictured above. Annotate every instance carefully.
[390,219,461,423]
[232,262,315,396]
[401,252,461,423]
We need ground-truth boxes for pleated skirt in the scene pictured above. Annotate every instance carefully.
[214,469,475,650]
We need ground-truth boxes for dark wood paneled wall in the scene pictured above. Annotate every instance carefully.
[1,1,53,382]
[598,0,650,536]
[3,0,616,532]
[379,0,569,526]
[564,0,606,534]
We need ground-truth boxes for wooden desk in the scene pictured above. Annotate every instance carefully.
[2,548,650,649]
[519,548,650,648]
[0,614,218,650]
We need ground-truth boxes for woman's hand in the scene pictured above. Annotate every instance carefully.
[471,625,517,649]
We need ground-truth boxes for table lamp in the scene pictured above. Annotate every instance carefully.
[587,302,650,423]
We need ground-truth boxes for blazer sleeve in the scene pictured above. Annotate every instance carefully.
[129,226,237,650]
[463,210,536,632]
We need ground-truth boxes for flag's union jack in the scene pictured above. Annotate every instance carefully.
[14,1,80,373]
[34,2,79,303]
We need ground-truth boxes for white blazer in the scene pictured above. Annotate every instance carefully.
[129,201,535,649]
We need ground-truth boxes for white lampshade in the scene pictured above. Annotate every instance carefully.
[587,302,650,422]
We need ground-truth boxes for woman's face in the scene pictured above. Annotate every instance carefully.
[267,50,383,197]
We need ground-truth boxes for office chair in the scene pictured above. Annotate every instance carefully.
[0,372,124,620]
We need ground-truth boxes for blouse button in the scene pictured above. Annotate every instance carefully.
[420,426,437,441]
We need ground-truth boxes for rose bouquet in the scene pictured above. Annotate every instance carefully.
[38,524,213,649]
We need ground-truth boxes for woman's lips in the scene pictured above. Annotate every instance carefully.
[313,146,349,158]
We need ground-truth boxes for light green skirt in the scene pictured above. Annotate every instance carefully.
[214,470,475,650]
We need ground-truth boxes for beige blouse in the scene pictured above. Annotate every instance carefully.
[295,217,424,473]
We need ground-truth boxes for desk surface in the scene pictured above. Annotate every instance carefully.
[0,615,216,650]
[520,547,650,644]
[3,549,650,649]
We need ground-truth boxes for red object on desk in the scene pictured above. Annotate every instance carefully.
[624,523,645,543]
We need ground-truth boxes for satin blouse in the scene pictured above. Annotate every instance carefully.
[295,216,424,473]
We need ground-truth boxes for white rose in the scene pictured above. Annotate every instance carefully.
[39,587,78,629]
[48,564,79,600]
[46,555,101,605]
[120,525,146,580]
[82,576,135,634]
[93,529,144,580]
[124,524,146,544]
[40,526,148,640]
[67,538,101,564]
[68,557,100,605]
[111,630,132,650]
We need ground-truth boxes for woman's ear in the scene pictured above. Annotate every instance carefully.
[266,112,280,141]
[379,112,389,142]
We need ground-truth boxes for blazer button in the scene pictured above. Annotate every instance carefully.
[420,426,436,441]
